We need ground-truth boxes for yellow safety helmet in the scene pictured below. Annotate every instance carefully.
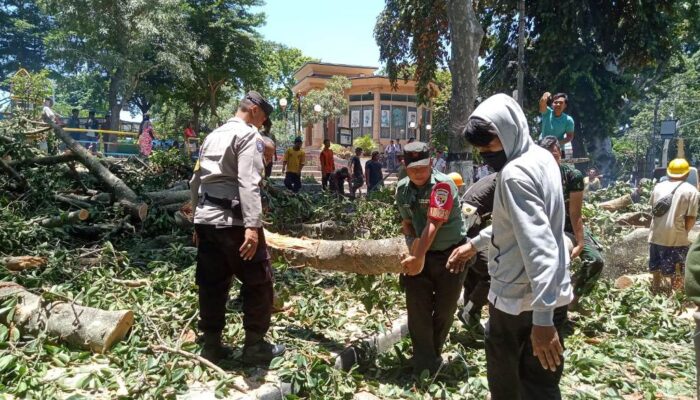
[448,172,464,187]
[667,158,690,179]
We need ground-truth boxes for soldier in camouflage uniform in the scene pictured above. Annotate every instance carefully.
[540,136,604,306]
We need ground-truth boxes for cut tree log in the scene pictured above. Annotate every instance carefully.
[48,121,147,220]
[144,189,190,205]
[2,256,47,272]
[615,211,652,228]
[614,273,653,290]
[8,153,78,168]
[599,194,632,211]
[0,282,134,352]
[39,209,90,228]
[118,199,148,221]
[264,229,407,274]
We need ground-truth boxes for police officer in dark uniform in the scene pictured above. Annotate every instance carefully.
[190,91,285,365]
[395,141,468,376]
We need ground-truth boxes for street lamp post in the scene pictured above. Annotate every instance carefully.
[426,124,432,141]
[409,121,416,141]
[279,98,288,137]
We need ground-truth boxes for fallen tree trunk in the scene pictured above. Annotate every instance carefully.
[599,194,633,212]
[0,282,134,352]
[9,153,78,168]
[40,209,90,228]
[2,256,47,272]
[264,229,407,274]
[144,190,190,205]
[48,121,147,220]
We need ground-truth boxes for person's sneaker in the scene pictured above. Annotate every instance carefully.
[242,340,286,367]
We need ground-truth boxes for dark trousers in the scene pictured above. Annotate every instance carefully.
[462,251,490,316]
[486,304,568,400]
[264,162,273,179]
[284,172,302,192]
[321,172,331,190]
[403,242,467,371]
[195,224,273,335]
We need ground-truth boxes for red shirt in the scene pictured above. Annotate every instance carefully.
[320,148,335,174]
[184,127,196,138]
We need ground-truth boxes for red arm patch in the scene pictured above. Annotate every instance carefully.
[428,182,454,222]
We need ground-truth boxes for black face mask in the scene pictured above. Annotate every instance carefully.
[480,150,508,172]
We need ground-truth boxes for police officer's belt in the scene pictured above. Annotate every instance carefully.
[198,193,243,219]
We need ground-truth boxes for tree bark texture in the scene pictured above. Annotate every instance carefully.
[264,230,408,275]
[0,282,134,353]
[445,0,484,186]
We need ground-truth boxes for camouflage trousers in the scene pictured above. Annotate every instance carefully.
[566,228,605,298]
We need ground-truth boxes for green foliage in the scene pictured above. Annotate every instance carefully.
[352,135,378,156]
[480,0,692,147]
[0,0,52,79]
[329,143,353,159]
[5,69,52,118]
[300,76,352,126]
[142,149,194,191]
[428,69,451,150]
[374,0,448,104]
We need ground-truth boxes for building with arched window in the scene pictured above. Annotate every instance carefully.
[292,62,434,147]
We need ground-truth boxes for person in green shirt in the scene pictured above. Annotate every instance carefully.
[395,141,468,377]
[684,235,700,400]
[539,92,575,158]
[540,136,604,307]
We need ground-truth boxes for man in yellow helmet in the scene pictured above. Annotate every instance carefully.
[649,158,699,293]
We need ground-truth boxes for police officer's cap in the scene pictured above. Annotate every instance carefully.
[403,141,430,168]
[244,91,274,117]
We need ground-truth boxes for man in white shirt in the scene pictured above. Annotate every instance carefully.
[649,158,699,293]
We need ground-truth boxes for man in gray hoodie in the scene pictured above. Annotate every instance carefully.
[447,94,572,399]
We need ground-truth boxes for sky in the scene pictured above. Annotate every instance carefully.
[256,0,385,68]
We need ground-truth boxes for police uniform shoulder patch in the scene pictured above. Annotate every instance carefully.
[256,138,264,153]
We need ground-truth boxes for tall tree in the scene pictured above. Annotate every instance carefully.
[375,0,484,183]
[176,0,265,129]
[260,42,316,120]
[0,1,52,80]
[39,0,197,129]
[479,0,691,177]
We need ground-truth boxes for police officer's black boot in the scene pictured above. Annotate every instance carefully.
[200,331,233,363]
[241,331,286,367]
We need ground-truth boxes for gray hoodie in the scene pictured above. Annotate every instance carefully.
[470,94,571,326]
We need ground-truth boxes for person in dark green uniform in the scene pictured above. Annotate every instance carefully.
[540,136,604,307]
[396,141,468,376]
